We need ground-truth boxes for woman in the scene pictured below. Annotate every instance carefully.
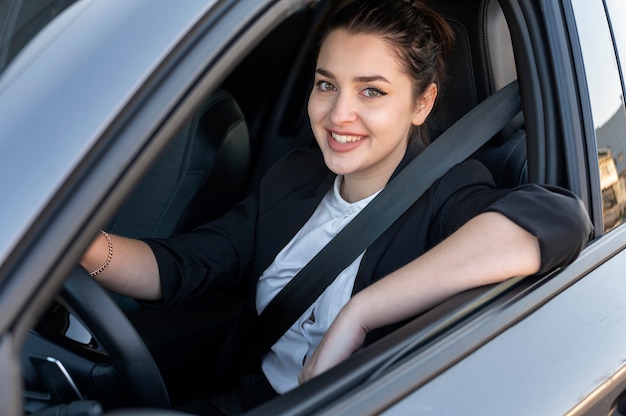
[81,0,592,413]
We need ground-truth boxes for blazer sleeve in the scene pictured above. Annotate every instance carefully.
[485,184,592,274]
[142,191,260,308]
[432,160,593,275]
[140,148,331,308]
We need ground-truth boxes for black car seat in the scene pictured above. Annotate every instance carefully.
[105,89,251,404]
[429,0,528,188]
[107,88,251,238]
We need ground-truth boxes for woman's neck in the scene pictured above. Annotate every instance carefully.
[338,144,414,203]
[340,172,389,203]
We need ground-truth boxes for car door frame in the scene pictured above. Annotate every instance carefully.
[0,0,316,414]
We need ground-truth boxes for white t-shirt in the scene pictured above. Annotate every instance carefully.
[256,175,380,394]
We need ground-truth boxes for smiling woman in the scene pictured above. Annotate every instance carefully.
[308,31,437,199]
[306,0,454,202]
[75,1,592,414]
[305,2,455,204]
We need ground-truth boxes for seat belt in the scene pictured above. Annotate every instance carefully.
[255,80,522,353]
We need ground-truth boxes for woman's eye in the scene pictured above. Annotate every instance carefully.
[316,80,335,92]
[362,87,387,98]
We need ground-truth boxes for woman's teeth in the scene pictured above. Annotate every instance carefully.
[331,132,361,143]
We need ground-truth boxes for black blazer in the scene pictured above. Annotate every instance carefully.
[145,147,592,381]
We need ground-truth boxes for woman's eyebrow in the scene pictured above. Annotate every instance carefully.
[354,75,390,84]
[315,68,391,84]
[315,68,334,78]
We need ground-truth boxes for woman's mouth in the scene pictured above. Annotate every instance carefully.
[326,130,367,153]
[331,131,363,143]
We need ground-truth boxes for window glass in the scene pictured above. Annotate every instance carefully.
[605,0,626,95]
[604,0,626,100]
[0,0,79,75]
[571,0,626,232]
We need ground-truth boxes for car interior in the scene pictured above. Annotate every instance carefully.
[18,0,578,413]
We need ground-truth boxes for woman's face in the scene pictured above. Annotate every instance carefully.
[308,29,436,184]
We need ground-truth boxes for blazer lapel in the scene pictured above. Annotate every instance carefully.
[253,150,334,277]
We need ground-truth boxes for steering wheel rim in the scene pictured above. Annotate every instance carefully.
[59,265,170,408]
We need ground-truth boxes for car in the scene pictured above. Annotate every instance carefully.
[1,0,625,414]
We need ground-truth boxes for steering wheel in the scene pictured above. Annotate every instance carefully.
[55,265,171,409]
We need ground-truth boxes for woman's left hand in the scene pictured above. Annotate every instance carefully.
[298,302,367,385]
[299,212,543,385]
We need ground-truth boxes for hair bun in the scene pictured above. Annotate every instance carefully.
[408,0,456,58]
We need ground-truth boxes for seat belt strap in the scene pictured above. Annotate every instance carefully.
[256,80,521,353]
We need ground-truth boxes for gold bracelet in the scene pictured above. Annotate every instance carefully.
[89,230,113,277]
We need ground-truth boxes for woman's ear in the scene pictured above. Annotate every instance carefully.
[411,83,438,126]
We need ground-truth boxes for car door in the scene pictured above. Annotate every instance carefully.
[373,1,626,415]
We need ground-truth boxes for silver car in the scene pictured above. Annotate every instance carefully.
[1,0,625,414]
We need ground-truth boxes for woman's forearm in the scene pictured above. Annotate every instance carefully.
[300,212,540,383]
[80,232,162,300]
[347,211,540,332]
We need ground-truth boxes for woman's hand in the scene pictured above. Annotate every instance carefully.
[298,301,368,385]
[299,212,541,385]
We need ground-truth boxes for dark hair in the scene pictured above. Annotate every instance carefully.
[318,0,455,151]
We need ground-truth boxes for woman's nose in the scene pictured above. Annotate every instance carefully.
[329,92,357,125]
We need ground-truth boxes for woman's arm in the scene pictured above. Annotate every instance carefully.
[299,211,540,384]
[80,232,162,300]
